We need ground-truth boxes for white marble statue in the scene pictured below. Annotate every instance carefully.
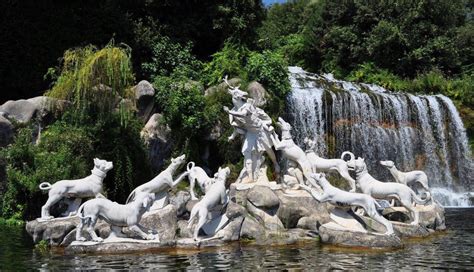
[223,76,280,183]
[126,154,188,203]
[301,173,394,235]
[270,117,313,182]
[282,160,305,189]
[187,162,217,200]
[188,166,231,240]
[348,157,429,225]
[76,192,156,242]
[380,160,431,198]
[39,158,113,220]
[304,138,356,192]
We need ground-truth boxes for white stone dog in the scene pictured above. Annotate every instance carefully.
[304,137,356,192]
[380,160,431,199]
[39,158,113,220]
[76,192,156,242]
[187,162,217,200]
[270,117,313,182]
[348,157,428,225]
[126,154,188,203]
[301,173,394,235]
[188,166,231,240]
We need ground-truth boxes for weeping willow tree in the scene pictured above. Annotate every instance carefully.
[46,42,135,125]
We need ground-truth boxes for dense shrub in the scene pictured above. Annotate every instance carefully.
[202,43,249,86]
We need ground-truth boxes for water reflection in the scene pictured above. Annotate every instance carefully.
[0,208,473,270]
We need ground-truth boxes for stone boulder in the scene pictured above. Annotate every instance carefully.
[246,185,280,211]
[319,222,402,248]
[0,115,13,147]
[169,191,191,218]
[26,217,80,246]
[0,99,38,123]
[247,81,268,107]
[275,190,331,229]
[141,113,172,171]
[204,77,242,97]
[240,216,266,241]
[140,204,178,243]
[133,80,155,121]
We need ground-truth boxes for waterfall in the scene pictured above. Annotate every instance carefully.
[286,67,474,206]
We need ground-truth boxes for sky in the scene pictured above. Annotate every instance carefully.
[263,0,287,6]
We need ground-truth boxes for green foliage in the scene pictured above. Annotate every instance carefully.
[1,124,92,220]
[202,43,249,86]
[246,50,291,99]
[142,36,202,80]
[45,43,135,124]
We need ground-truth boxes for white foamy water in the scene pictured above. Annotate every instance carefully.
[286,66,474,206]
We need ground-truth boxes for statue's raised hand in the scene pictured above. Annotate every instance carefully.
[223,106,230,113]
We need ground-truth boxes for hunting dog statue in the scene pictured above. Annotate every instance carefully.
[348,157,429,225]
[188,166,231,240]
[304,137,356,192]
[187,162,217,200]
[301,173,394,235]
[76,192,156,242]
[126,154,188,203]
[380,160,431,199]
[39,158,113,220]
[270,117,314,184]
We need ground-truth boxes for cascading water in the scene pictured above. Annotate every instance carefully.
[286,66,474,206]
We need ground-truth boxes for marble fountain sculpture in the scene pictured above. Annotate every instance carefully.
[26,75,446,253]
[380,160,431,198]
[39,158,113,220]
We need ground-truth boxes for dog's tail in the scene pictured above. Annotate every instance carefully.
[126,189,136,204]
[187,161,195,172]
[77,202,87,219]
[411,189,430,205]
[341,151,355,162]
[39,182,52,191]
[188,204,199,228]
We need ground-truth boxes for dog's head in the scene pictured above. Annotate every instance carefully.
[380,160,395,168]
[93,158,113,173]
[136,192,155,210]
[216,166,231,182]
[276,117,292,131]
[171,154,186,166]
[347,157,366,173]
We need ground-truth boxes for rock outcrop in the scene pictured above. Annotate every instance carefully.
[141,113,172,171]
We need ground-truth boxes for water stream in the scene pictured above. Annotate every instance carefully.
[286,67,474,206]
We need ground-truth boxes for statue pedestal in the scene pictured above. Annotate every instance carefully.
[66,238,173,254]
[318,208,402,248]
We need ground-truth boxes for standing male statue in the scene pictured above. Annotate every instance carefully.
[223,77,280,183]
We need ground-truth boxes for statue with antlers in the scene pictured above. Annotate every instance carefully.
[222,76,280,183]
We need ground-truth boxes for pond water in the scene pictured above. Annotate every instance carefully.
[1,208,473,270]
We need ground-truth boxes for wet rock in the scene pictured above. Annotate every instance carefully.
[141,113,172,171]
[26,217,80,246]
[319,222,402,248]
[382,203,446,231]
[133,80,155,121]
[216,216,244,241]
[240,216,266,240]
[177,219,195,238]
[0,115,13,147]
[66,239,173,254]
[296,216,321,231]
[247,81,268,107]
